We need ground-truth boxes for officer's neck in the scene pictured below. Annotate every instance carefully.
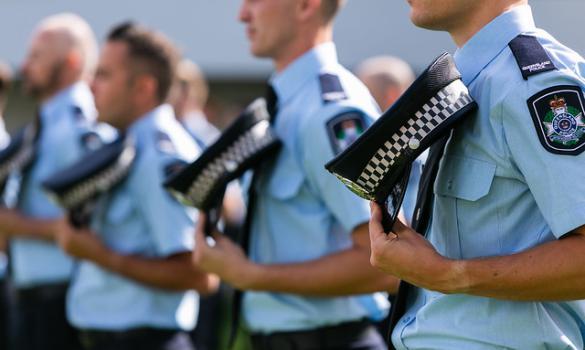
[273,26,332,72]
[37,76,81,104]
[449,3,524,47]
[117,101,159,131]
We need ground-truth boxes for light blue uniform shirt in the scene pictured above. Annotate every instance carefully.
[401,151,428,225]
[12,82,101,288]
[67,105,201,331]
[393,6,585,350]
[243,42,389,333]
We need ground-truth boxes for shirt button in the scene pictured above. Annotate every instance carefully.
[402,316,412,323]
[447,180,453,190]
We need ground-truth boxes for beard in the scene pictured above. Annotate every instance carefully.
[22,60,64,99]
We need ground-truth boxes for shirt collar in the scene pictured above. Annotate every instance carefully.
[270,42,339,105]
[127,104,175,140]
[40,81,94,121]
[454,5,536,85]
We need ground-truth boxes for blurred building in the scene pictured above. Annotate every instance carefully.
[0,0,582,130]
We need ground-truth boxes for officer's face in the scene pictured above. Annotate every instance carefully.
[21,31,66,99]
[92,41,135,128]
[406,0,478,31]
[239,0,297,58]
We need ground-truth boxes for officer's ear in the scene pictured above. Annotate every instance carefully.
[132,74,158,104]
[297,0,322,23]
[64,51,83,78]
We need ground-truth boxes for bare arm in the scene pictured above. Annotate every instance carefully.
[57,220,219,294]
[194,217,398,296]
[452,227,585,300]
[0,208,57,241]
[369,202,585,301]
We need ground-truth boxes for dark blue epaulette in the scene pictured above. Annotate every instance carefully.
[319,73,347,103]
[508,34,557,80]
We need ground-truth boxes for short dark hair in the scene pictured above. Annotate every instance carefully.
[321,0,345,23]
[0,62,12,110]
[107,22,179,102]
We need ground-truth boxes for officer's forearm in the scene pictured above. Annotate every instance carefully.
[97,250,219,294]
[0,209,56,241]
[243,224,398,296]
[245,251,398,296]
[448,225,585,300]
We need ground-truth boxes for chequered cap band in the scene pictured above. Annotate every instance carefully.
[184,120,277,208]
[0,124,38,183]
[58,139,136,208]
[355,79,473,196]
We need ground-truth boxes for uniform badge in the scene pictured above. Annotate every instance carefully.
[527,85,585,155]
[326,112,368,154]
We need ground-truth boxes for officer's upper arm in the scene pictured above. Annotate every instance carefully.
[301,108,372,233]
[134,151,195,256]
[501,76,585,237]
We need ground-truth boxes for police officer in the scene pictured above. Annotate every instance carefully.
[55,22,219,350]
[369,1,585,349]
[194,1,397,349]
[0,13,105,350]
[168,58,243,350]
[169,58,220,147]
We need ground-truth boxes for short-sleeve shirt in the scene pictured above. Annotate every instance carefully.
[67,104,202,331]
[243,42,390,333]
[393,5,585,350]
[12,82,110,288]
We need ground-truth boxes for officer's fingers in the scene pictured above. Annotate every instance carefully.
[195,213,207,236]
[369,202,388,242]
[392,218,408,234]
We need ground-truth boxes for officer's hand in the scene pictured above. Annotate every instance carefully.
[56,218,108,262]
[193,215,255,290]
[369,202,456,293]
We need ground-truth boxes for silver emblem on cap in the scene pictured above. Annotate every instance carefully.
[408,138,420,150]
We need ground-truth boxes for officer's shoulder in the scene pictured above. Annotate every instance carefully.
[150,119,200,172]
[315,65,372,105]
[506,33,585,155]
[300,69,375,154]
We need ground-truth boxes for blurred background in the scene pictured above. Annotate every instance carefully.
[0,1,583,349]
[0,0,583,132]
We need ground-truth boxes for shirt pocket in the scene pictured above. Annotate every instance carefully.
[266,149,305,201]
[433,155,497,258]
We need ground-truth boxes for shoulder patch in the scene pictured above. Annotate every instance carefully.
[509,35,556,80]
[155,130,176,155]
[527,85,585,155]
[80,131,103,151]
[326,112,368,154]
[319,73,347,103]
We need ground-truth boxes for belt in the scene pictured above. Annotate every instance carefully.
[16,282,69,300]
[251,319,376,350]
[79,327,181,348]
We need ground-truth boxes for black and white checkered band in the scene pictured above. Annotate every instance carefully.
[355,79,473,196]
[57,139,136,208]
[181,120,277,208]
[0,124,38,183]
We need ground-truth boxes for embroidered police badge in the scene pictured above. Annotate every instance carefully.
[527,85,585,155]
[326,112,368,155]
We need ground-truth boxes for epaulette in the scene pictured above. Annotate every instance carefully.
[509,34,557,80]
[319,73,347,103]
